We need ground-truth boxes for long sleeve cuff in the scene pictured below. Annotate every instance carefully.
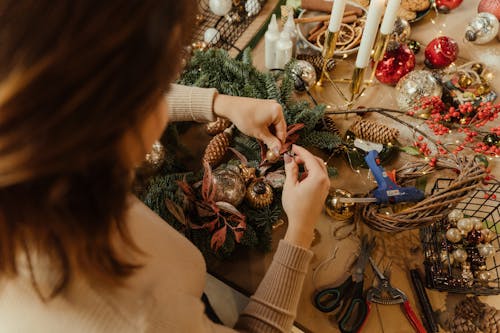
[166,84,218,123]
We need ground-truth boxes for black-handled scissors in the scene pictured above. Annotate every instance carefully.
[313,235,375,333]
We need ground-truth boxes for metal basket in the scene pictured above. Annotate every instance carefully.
[421,179,500,295]
[195,0,268,55]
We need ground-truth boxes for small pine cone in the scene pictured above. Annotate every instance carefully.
[316,116,340,136]
[203,131,230,167]
[450,316,477,333]
[296,54,335,76]
[350,117,400,144]
[480,309,500,333]
[206,117,232,135]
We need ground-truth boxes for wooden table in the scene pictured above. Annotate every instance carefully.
[209,1,500,332]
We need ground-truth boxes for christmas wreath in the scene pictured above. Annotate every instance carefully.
[138,49,341,260]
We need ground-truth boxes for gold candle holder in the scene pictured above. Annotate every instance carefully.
[317,30,339,86]
[368,33,391,84]
[349,67,366,103]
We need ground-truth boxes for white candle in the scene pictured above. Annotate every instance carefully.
[328,0,347,32]
[355,0,385,68]
[380,0,401,35]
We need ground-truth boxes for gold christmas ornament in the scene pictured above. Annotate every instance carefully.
[144,141,166,169]
[349,117,400,144]
[265,149,280,163]
[206,117,232,135]
[324,188,355,221]
[458,74,473,89]
[471,63,484,75]
[246,180,274,208]
[238,164,256,183]
[202,128,232,167]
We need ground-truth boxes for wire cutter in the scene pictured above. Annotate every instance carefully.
[366,258,427,333]
[313,235,375,333]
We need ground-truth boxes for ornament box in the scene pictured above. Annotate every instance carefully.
[421,179,500,295]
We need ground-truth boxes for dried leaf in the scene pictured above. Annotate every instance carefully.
[201,160,215,202]
[210,225,227,251]
[215,201,243,217]
[165,198,187,226]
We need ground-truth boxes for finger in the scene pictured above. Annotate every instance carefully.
[291,145,324,174]
[260,128,282,154]
[271,107,287,144]
[284,153,299,187]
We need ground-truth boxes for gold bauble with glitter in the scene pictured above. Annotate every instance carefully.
[458,74,473,89]
[246,180,274,208]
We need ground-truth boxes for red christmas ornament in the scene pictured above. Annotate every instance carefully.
[478,0,500,20]
[424,36,459,69]
[375,43,416,85]
[435,0,463,10]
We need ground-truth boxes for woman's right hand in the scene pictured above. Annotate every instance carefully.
[281,145,330,248]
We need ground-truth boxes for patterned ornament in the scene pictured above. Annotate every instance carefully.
[452,248,468,263]
[203,128,231,167]
[245,179,274,208]
[465,13,499,44]
[209,0,232,16]
[290,60,317,92]
[424,36,459,69]
[211,168,246,206]
[392,17,411,43]
[245,0,261,17]
[349,117,400,144]
[478,0,500,20]
[448,209,464,224]
[457,218,474,234]
[396,70,443,111]
[435,0,463,11]
[206,117,232,135]
[144,141,166,169]
[375,42,416,85]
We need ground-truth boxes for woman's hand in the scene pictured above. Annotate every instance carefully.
[281,145,330,248]
[213,94,286,154]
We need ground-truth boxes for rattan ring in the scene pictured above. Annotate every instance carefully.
[358,156,487,233]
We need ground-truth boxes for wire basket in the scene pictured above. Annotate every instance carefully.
[194,0,268,55]
[420,179,500,295]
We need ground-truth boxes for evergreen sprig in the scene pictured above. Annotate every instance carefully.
[141,49,341,260]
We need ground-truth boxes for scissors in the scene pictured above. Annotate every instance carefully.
[313,235,375,333]
[366,258,427,333]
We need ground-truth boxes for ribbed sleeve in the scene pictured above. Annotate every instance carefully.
[234,240,313,333]
[166,84,218,123]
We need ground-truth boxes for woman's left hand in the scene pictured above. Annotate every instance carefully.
[213,94,287,154]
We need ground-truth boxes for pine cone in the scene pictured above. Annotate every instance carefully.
[479,308,500,333]
[350,117,400,144]
[449,316,477,333]
[296,54,335,76]
[206,117,232,135]
[203,131,231,167]
[316,116,340,136]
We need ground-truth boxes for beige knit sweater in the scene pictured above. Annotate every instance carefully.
[0,85,313,333]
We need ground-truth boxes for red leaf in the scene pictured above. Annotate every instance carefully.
[201,160,216,202]
[210,225,227,251]
[228,147,248,165]
[177,180,196,200]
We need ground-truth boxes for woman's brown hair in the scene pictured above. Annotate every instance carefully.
[0,0,196,299]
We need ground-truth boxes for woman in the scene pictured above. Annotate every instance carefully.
[0,1,330,332]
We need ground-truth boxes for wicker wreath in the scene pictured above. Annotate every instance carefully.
[359,156,487,232]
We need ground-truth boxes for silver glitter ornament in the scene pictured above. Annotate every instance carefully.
[291,60,317,93]
[461,263,474,287]
[478,243,495,258]
[392,17,411,43]
[396,70,442,111]
[452,248,468,263]
[457,217,474,234]
[446,228,462,243]
[211,168,246,207]
[448,209,464,224]
[465,12,499,44]
[245,0,261,17]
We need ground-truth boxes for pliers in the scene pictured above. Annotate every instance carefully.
[366,257,427,333]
